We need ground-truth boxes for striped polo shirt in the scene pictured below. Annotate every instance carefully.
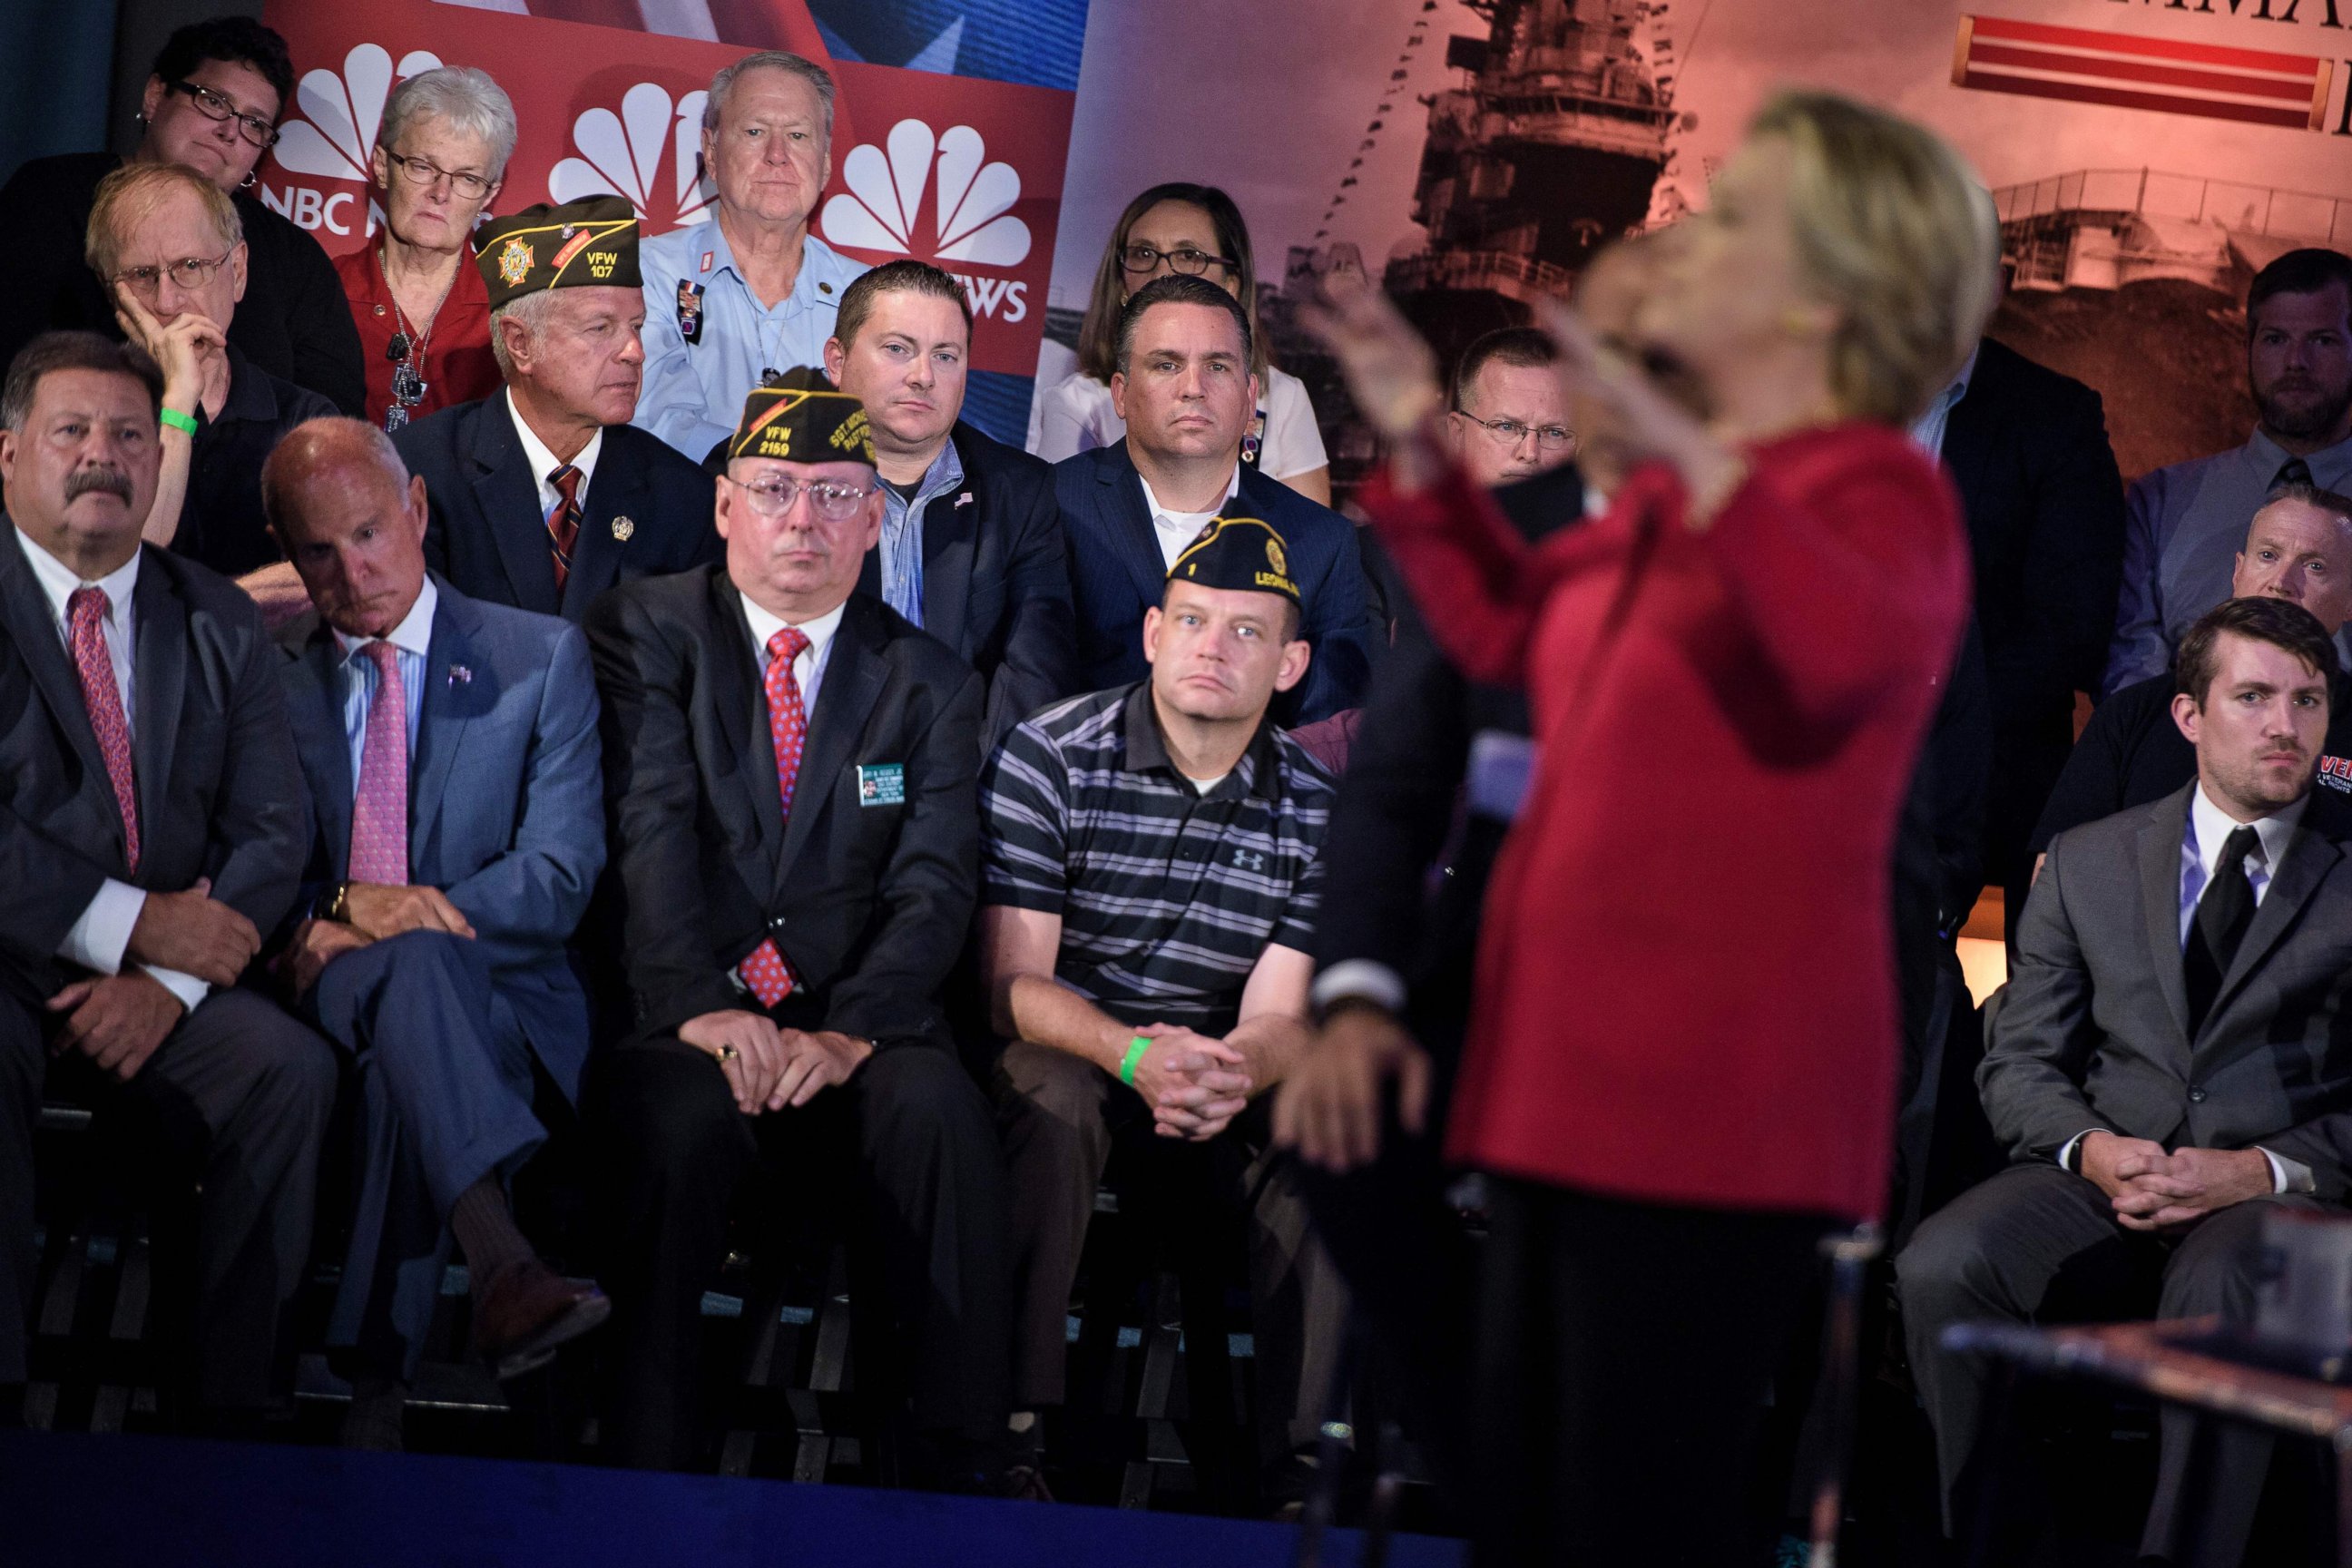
[981,681,1336,1035]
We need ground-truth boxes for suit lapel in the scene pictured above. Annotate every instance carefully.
[289,624,355,875]
[920,475,975,657]
[410,587,483,867]
[129,557,186,867]
[707,571,779,876]
[565,436,646,613]
[776,597,886,897]
[1098,442,1177,608]
[467,401,562,616]
[2202,808,2348,1039]
[2138,789,2194,1053]
[0,528,120,862]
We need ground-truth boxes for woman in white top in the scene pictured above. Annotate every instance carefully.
[1030,182,1332,504]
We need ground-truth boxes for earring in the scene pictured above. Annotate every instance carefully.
[241,169,258,190]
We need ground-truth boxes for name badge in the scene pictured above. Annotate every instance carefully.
[2319,754,2352,793]
[857,762,906,807]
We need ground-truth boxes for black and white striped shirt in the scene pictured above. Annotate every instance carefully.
[981,682,1335,1035]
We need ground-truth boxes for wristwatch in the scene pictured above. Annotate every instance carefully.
[316,881,353,924]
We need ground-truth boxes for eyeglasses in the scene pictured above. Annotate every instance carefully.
[165,80,278,149]
[722,474,877,523]
[1456,412,1575,452]
[1119,244,1239,278]
[112,248,236,302]
[384,150,496,202]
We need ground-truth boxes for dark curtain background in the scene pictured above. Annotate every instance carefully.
[0,0,260,181]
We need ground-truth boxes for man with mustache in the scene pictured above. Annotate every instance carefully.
[394,198,720,625]
[2108,247,2352,691]
[0,330,333,1430]
[1903,594,2352,1563]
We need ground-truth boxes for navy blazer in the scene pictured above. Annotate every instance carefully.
[277,577,605,1099]
[856,420,1080,750]
[394,395,722,624]
[0,522,308,1006]
[1053,441,1374,725]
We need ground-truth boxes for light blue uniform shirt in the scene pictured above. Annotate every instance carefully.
[633,221,870,463]
[877,439,966,626]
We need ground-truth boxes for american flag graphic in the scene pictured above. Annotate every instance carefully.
[1953,15,2333,132]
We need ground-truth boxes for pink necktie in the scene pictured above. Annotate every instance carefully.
[738,625,810,1007]
[347,642,408,886]
[67,587,140,873]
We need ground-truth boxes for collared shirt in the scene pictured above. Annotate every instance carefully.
[181,341,340,576]
[1908,345,1980,459]
[1137,465,1242,570]
[877,439,965,626]
[507,389,606,520]
[980,681,1335,1035]
[2105,426,2352,694]
[332,577,436,788]
[739,590,848,719]
[21,534,208,1013]
[633,221,870,463]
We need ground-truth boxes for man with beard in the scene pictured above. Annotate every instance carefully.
[2108,248,2352,691]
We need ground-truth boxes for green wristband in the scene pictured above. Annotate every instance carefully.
[1118,1035,1151,1086]
[158,407,198,436]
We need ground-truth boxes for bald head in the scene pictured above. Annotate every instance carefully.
[2232,484,2352,636]
[263,416,431,639]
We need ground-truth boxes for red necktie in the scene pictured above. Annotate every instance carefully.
[347,642,409,885]
[738,625,811,1007]
[67,587,140,873]
[547,464,583,594]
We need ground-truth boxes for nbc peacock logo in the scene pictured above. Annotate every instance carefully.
[818,120,1032,321]
[261,42,444,237]
[547,83,716,230]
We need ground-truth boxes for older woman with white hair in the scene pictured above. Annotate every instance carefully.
[334,66,516,429]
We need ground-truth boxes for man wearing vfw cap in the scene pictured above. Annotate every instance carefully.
[584,368,1011,1485]
[977,514,1346,1500]
[393,196,720,624]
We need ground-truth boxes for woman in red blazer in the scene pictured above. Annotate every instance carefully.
[1280,92,1997,1563]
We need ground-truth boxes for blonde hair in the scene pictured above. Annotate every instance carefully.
[1747,91,1999,427]
[85,161,242,282]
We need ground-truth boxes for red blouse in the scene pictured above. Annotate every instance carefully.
[1364,424,1971,1220]
[334,243,501,430]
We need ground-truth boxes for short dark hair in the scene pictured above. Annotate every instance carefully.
[833,260,973,352]
[2264,478,2352,526]
[0,332,162,432]
[1114,274,1252,376]
[2247,247,2352,338]
[2176,595,2340,707]
[1450,326,1558,412]
[151,16,297,117]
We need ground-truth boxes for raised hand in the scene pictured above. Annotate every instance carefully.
[1273,1002,1433,1172]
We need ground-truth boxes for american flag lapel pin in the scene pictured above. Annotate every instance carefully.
[954,492,975,508]
[448,664,473,686]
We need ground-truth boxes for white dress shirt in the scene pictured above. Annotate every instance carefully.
[739,592,848,720]
[332,578,436,786]
[1137,466,1241,570]
[21,534,207,1013]
[508,389,605,520]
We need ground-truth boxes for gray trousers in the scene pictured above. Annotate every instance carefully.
[1898,1160,2334,1563]
[310,930,544,1380]
[993,1039,1346,1465]
[0,982,336,1412]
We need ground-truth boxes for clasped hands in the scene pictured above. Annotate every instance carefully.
[680,1010,873,1115]
[1125,1024,1254,1142]
[281,882,476,997]
[2079,1131,2275,1231]
[46,877,256,1082]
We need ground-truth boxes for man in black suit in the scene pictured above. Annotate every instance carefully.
[1054,276,1374,726]
[584,369,1009,1485]
[824,260,1077,749]
[1929,336,2128,931]
[395,198,719,624]
[0,332,334,1426]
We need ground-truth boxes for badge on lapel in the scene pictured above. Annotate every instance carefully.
[448,664,473,687]
[856,763,906,807]
[612,515,635,542]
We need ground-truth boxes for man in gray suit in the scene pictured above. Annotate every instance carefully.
[263,418,609,1449]
[1901,593,2352,1563]
[0,331,334,1428]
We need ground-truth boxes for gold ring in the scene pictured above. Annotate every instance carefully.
[716,1044,740,1063]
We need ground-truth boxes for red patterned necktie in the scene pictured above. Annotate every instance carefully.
[66,587,140,873]
[738,624,811,1007]
[347,642,409,885]
[547,464,583,593]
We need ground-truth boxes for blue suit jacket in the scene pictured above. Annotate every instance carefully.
[1052,441,1374,725]
[394,395,721,625]
[277,576,606,1099]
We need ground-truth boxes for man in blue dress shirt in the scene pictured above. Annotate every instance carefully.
[634,51,869,465]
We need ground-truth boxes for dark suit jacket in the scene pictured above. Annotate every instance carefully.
[585,572,983,1046]
[0,521,307,1006]
[396,396,721,624]
[1053,441,1374,726]
[1984,783,2352,1199]
[277,578,606,1098]
[856,421,1079,750]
